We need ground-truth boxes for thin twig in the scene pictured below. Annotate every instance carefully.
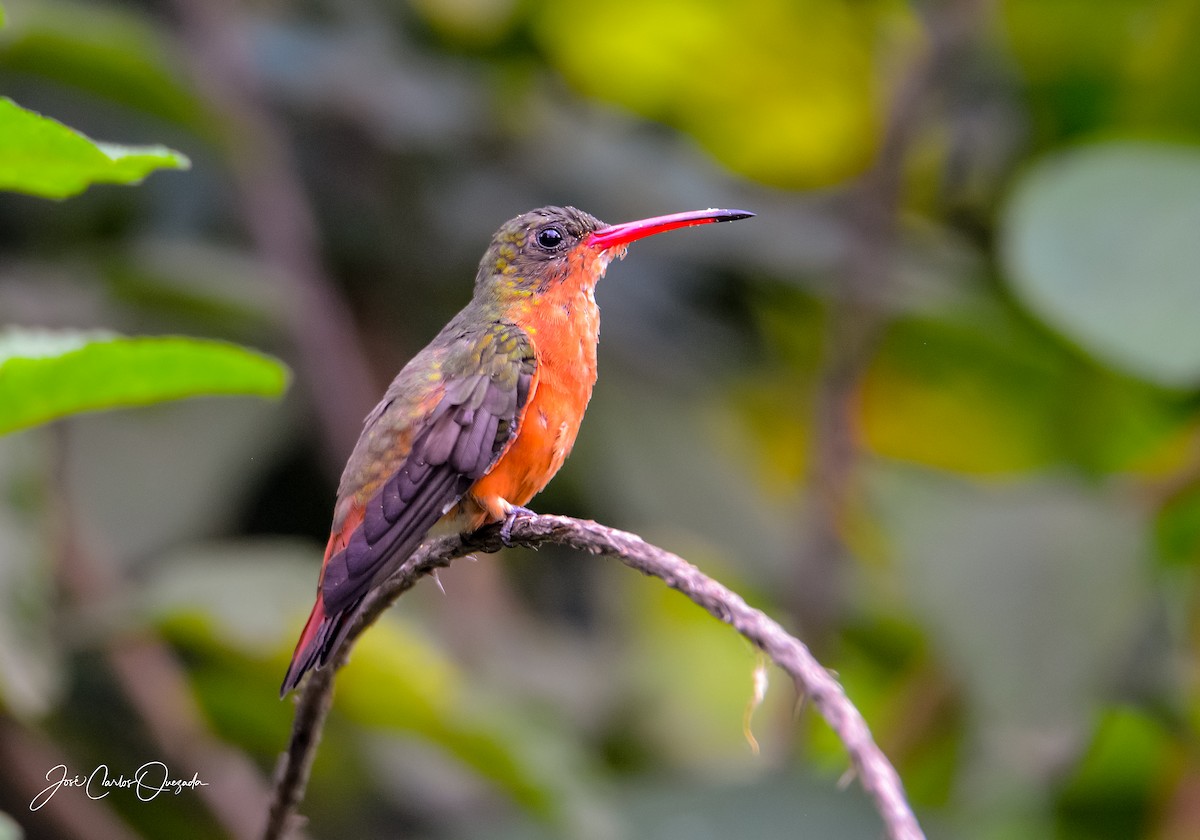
[264,514,925,840]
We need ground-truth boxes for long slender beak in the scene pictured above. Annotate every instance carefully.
[585,208,755,251]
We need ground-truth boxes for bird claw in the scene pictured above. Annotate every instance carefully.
[500,505,535,546]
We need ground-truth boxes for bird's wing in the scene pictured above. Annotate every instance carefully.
[321,322,536,617]
[281,321,536,693]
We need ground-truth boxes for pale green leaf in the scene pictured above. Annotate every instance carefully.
[0,811,22,840]
[870,467,1148,794]
[0,329,289,434]
[0,97,189,198]
[1002,141,1200,387]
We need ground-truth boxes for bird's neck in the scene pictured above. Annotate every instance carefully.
[519,270,599,352]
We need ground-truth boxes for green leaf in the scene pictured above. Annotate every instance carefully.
[1155,482,1200,567]
[1001,141,1200,387]
[0,329,289,434]
[0,97,189,198]
[1056,707,1171,839]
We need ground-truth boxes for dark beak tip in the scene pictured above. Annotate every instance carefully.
[718,209,756,223]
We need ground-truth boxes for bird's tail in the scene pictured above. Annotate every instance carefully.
[280,595,359,697]
[280,597,327,696]
[282,507,367,696]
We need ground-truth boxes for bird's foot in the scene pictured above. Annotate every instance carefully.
[500,504,535,546]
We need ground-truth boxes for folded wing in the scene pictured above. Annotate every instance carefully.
[281,322,535,692]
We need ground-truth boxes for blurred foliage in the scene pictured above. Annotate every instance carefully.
[0,0,207,134]
[4,0,1200,839]
[534,0,920,188]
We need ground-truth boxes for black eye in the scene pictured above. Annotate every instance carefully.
[535,226,565,250]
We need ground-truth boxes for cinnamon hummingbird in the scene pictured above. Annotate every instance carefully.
[282,205,754,694]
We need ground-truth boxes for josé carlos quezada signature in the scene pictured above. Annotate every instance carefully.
[31,762,209,810]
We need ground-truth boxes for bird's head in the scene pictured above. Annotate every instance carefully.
[474,205,754,303]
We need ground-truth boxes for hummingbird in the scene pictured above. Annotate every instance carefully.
[282,205,754,694]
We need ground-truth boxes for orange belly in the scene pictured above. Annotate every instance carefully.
[459,267,601,526]
[466,388,580,519]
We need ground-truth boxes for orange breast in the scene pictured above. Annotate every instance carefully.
[462,264,601,524]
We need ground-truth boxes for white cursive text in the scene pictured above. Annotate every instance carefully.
[30,762,209,811]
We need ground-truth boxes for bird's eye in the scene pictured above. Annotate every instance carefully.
[535,226,565,250]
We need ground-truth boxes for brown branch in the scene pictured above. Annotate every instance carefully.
[170,0,379,472]
[264,514,925,840]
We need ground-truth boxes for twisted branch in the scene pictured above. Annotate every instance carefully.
[263,514,925,840]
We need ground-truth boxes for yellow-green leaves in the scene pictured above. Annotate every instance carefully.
[0,330,289,434]
[532,0,917,188]
[0,97,188,198]
[1003,0,1200,140]
[861,319,1064,474]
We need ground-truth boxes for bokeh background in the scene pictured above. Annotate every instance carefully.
[4,0,1200,837]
